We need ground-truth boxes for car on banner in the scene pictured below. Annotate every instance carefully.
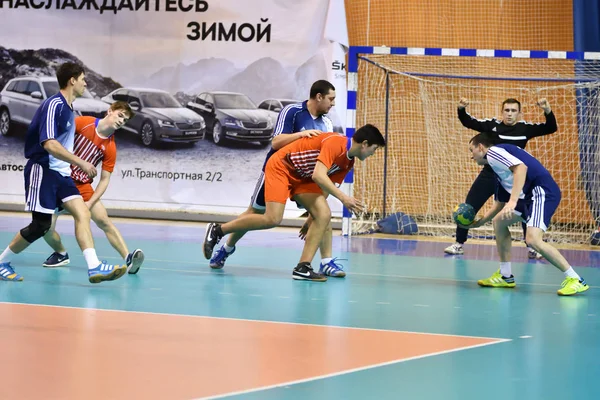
[257,98,301,121]
[0,76,109,137]
[101,87,206,147]
[187,91,274,146]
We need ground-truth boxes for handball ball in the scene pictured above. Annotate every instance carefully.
[453,203,476,225]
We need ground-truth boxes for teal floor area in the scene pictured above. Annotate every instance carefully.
[1,213,599,399]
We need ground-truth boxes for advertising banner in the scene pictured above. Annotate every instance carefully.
[0,0,348,217]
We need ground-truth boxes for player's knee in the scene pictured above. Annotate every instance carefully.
[94,216,112,232]
[525,232,543,250]
[73,206,91,223]
[312,207,331,223]
[20,213,52,243]
[492,216,509,233]
[263,213,282,228]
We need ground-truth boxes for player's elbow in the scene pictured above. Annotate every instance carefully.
[42,139,58,154]
[311,172,325,185]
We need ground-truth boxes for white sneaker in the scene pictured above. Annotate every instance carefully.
[527,248,543,260]
[444,243,464,255]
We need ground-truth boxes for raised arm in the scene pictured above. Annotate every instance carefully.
[457,97,495,132]
[524,98,557,138]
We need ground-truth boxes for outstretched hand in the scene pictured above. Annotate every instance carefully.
[536,98,551,114]
[299,220,311,240]
[458,98,469,109]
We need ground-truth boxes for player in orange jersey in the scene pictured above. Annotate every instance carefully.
[203,124,386,281]
[41,101,145,274]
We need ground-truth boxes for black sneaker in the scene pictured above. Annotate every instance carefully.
[203,223,224,259]
[292,262,327,282]
[42,252,70,268]
[126,248,145,275]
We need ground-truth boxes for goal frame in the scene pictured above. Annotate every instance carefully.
[342,45,600,236]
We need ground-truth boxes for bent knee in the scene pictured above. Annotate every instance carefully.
[263,214,283,227]
[94,217,113,231]
[525,232,544,249]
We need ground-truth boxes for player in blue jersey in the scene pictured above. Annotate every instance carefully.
[0,62,127,283]
[209,80,346,277]
[461,132,589,296]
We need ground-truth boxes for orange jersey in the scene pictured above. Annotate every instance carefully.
[70,116,117,184]
[274,132,354,184]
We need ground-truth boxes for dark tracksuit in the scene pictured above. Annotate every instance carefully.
[456,107,558,244]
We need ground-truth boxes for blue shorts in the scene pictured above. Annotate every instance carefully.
[496,178,561,231]
[249,171,266,210]
[24,161,81,214]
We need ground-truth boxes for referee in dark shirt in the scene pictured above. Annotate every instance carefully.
[445,97,557,257]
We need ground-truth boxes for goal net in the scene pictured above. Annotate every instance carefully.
[345,47,600,244]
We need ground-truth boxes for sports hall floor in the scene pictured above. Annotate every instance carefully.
[0,211,598,400]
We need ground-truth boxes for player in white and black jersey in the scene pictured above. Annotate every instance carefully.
[462,132,588,296]
[445,97,557,258]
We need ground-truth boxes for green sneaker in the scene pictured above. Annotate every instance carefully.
[557,277,589,296]
[477,269,516,288]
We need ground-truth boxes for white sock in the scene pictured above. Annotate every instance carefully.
[0,246,17,263]
[83,248,101,270]
[224,243,235,253]
[321,257,332,265]
[564,267,580,280]
[500,262,512,277]
[59,251,67,256]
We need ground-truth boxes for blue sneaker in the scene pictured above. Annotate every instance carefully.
[42,252,70,268]
[88,261,127,284]
[126,249,145,275]
[0,262,23,282]
[209,245,235,269]
[318,257,346,277]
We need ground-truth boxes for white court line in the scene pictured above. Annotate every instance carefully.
[0,301,510,341]
[194,339,510,400]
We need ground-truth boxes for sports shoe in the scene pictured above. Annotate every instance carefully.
[203,223,224,259]
[527,248,543,260]
[557,277,589,296]
[88,261,127,284]
[319,257,346,277]
[42,252,70,268]
[477,269,516,288]
[209,245,235,269]
[293,262,327,282]
[444,243,464,255]
[0,262,23,282]
[126,249,145,274]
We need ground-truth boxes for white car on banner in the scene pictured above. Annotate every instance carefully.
[0,76,109,136]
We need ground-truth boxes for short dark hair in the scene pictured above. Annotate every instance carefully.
[309,80,335,99]
[56,62,85,89]
[353,124,386,147]
[502,98,521,111]
[469,132,497,148]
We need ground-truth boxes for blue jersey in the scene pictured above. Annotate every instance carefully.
[261,100,333,170]
[24,92,75,177]
[486,143,555,199]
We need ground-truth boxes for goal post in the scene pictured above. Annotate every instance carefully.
[342,46,600,244]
